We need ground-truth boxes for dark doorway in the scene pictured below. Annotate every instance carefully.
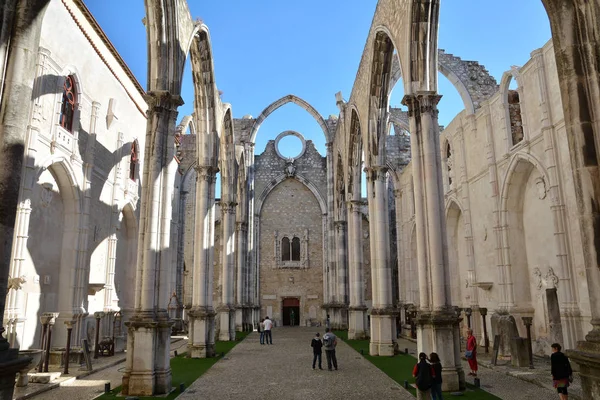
[282,298,300,326]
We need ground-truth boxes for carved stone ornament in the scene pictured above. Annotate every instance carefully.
[285,161,296,177]
[8,275,27,291]
[535,177,547,200]
[533,267,543,290]
[545,267,559,289]
[40,182,54,208]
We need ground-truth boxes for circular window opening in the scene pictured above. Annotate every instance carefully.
[277,134,303,159]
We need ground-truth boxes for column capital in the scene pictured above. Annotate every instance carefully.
[334,220,347,230]
[221,202,237,214]
[236,221,248,232]
[364,165,388,183]
[194,165,219,182]
[144,91,184,112]
[346,200,364,213]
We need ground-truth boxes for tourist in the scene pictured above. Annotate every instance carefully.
[290,309,295,326]
[326,314,331,329]
[466,328,478,377]
[323,328,338,370]
[551,343,573,400]
[412,352,434,398]
[263,316,273,344]
[429,352,443,400]
[311,332,323,370]
[259,318,265,345]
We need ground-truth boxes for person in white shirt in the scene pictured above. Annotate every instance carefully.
[263,316,273,344]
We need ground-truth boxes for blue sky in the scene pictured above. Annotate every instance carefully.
[84,1,551,158]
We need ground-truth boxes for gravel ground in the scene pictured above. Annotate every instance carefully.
[178,327,413,400]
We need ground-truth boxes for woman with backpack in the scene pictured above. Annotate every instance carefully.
[413,352,435,398]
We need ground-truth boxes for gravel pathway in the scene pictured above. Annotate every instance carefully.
[179,327,412,400]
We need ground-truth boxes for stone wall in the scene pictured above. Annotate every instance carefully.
[396,39,588,354]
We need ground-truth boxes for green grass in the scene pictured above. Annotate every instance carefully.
[98,331,250,400]
[344,338,501,400]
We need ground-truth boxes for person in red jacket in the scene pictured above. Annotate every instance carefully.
[466,328,478,377]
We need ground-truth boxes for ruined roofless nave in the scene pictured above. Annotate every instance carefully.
[1,0,600,398]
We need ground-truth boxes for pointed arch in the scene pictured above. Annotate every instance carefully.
[347,107,363,200]
[249,94,331,144]
[220,106,237,200]
[255,173,327,217]
[499,152,550,219]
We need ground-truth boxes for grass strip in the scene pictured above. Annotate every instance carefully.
[97,331,250,400]
[343,336,501,400]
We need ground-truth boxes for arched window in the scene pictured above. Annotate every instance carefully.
[446,141,453,187]
[508,90,524,146]
[129,141,139,181]
[59,75,77,132]
[291,237,300,261]
[281,237,291,261]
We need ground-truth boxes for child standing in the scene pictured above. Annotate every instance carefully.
[311,332,323,369]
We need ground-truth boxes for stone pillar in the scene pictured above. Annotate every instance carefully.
[0,2,50,398]
[365,165,396,356]
[121,92,181,396]
[393,189,405,310]
[104,130,123,313]
[218,201,236,341]
[187,165,218,358]
[325,142,335,307]
[403,93,464,391]
[334,220,349,329]
[235,221,247,331]
[347,200,367,339]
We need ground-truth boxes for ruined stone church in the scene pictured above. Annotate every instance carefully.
[1,0,600,398]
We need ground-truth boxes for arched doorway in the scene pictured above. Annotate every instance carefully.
[282,297,300,326]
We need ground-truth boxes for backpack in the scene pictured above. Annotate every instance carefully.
[323,334,333,347]
[415,360,433,391]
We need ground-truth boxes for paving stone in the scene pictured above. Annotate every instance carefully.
[179,327,413,400]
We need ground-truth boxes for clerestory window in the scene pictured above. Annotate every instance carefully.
[59,75,77,132]
[130,140,139,181]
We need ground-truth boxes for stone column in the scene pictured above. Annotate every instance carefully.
[187,165,218,358]
[235,221,247,331]
[365,165,396,356]
[104,130,123,313]
[325,142,335,308]
[0,2,50,398]
[334,220,349,329]
[393,189,405,308]
[347,200,367,339]
[121,92,181,396]
[456,123,482,341]
[403,93,464,391]
[244,142,259,327]
[218,200,236,341]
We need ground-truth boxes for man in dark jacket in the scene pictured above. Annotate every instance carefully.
[310,332,323,370]
[551,343,573,400]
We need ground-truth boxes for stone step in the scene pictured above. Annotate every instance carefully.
[28,372,61,384]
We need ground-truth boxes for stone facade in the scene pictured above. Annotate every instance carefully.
[396,40,586,355]
[2,0,147,352]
